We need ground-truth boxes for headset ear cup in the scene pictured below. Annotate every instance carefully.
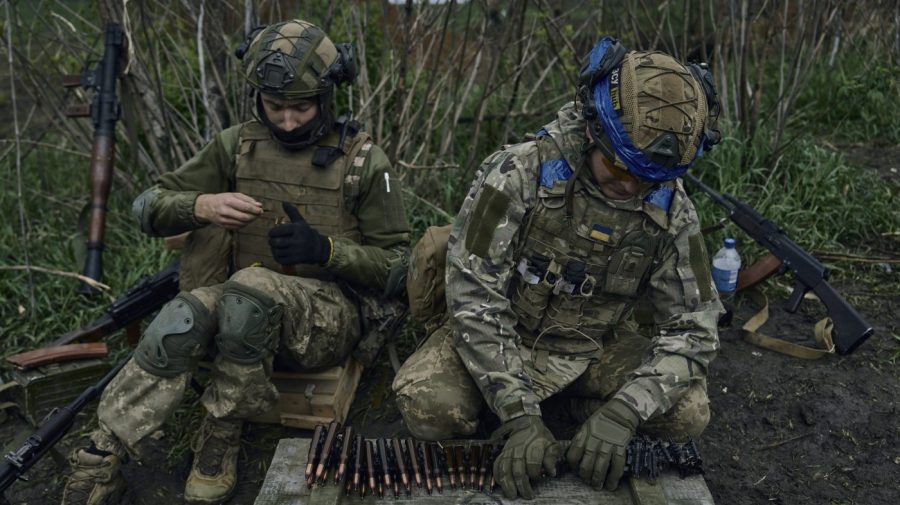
[330,43,358,86]
[578,86,595,119]
[234,25,266,60]
[687,62,722,151]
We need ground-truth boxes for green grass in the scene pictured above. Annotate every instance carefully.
[0,142,186,457]
[795,50,900,145]
[691,119,898,263]
[0,146,176,357]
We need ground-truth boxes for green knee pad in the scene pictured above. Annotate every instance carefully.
[135,292,214,377]
[215,280,283,364]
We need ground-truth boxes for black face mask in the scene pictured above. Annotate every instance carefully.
[256,94,331,150]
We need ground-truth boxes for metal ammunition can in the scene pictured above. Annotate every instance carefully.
[8,358,111,424]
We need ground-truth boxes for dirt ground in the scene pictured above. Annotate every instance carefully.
[2,152,898,505]
[2,271,896,505]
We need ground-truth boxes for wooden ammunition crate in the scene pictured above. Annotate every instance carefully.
[249,357,362,429]
[6,358,111,425]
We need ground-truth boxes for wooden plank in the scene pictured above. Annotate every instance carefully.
[255,438,310,505]
[249,357,361,427]
[272,379,338,396]
[310,395,336,418]
[255,439,716,505]
[271,366,343,382]
[279,414,336,430]
[630,477,668,505]
[331,359,362,424]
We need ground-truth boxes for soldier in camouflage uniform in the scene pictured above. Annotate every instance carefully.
[394,38,723,499]
[62,20,409,505]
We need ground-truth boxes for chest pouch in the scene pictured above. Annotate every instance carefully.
[542,260,606,344]
[510,254,560,332]
[602,233,654,297]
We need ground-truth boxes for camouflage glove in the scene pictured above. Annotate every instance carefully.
[565,399,639,491]
[268,201,332,265]
[490,415,559,500]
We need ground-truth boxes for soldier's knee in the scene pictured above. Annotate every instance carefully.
[228,266,278,291]
[215,280,283,364]
[394,376,480,441]
[679,395,711,437]
[396,393,479,441]
[135,292,214,377]
[643,387,711,440]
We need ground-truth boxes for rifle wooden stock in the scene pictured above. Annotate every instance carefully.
[736,253,782,292]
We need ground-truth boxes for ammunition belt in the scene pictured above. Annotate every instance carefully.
[304,421,704,499]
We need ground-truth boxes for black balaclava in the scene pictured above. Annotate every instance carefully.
[256,90,335,150]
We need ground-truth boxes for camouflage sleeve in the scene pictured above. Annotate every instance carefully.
[132,125,242,237]
[446,149,543,423]
[614,186,723,421]
[325,144,411,295]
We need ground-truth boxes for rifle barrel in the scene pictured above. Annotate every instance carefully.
[1,352,132,493]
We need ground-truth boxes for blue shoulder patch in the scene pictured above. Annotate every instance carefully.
[539,159,573,189]
[535,128,548,138]
[644,185,674,214]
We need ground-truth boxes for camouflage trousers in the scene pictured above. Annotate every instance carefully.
[91,266,360,458]
[392,323,709,442]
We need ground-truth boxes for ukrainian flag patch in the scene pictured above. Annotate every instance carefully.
[590,224,613,242]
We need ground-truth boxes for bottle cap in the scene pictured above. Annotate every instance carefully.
[724,238,736,248]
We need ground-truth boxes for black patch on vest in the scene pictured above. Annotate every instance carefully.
[312,146,344,168]
[312,116,361,168]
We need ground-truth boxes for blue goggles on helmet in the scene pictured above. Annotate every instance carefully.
[578,37,721,182]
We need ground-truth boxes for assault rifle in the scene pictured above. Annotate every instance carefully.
[684,173,874,354]
[0,353,132,494]
[63,22,126,295]
[0,262,179,495]
[48,260,180,347]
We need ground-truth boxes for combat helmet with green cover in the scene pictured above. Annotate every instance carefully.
[578,37,721,182]
[236,19,357,148]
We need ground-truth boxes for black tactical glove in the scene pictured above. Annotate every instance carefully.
[490,415,559,500]
[268,201,332,266]
[565,398,640,491]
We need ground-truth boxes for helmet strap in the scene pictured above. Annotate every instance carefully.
[255,93,331,150]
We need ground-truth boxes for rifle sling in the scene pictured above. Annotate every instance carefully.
[740,287,835,360]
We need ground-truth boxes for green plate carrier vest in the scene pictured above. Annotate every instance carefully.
[234,122,372,278]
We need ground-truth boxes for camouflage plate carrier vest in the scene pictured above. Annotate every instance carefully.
[507,137,674,355]
[234,122,372,278]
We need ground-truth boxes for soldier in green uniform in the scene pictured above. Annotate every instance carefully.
[62,20,409,505]
[394,38,723,499]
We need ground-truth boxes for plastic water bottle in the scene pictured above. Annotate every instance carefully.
[712,238,741,301]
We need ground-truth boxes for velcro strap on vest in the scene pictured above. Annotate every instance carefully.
[352,140,374,170]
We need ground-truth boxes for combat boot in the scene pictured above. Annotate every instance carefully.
[184,415,243,504]
[60,447,125,505]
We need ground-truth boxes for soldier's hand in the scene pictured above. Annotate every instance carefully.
[268,202,332,266]
[194,192,263,229]
[566,399,639,491]
[490,415,559,500]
